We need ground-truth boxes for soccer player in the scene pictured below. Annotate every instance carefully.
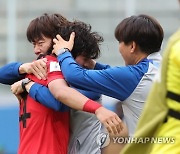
[17,14,163,154]
[121,8,180,154]
[50,14,163,154]
[0,13,123,154]
[12,19,126,154]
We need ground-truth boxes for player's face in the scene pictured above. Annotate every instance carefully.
[119,41,133,65]
[75,55,93,69]
[32,36,52,57]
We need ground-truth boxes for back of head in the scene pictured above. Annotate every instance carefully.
[57,21,104,59]
[26,13,70,43]
[114,14,164,54]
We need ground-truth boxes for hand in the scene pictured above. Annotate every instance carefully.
[14,94,23,103]
[52,32,75,56]
[11,80,24,95]
[95,107,124,135]
[30,58,47,80]
[19,58,47,80]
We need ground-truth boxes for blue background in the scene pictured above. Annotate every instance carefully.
[0,106,19,154]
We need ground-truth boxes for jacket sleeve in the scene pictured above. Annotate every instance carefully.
[94,62,111,70]
[57,52,140,101]
[0,62,25,85]
[29,83,69,111]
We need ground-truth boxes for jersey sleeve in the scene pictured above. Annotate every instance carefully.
[57,52,147,101]
[46,56,64,86]
[29,83,69,111]
[0,62,24,85]
[94,62,111,70]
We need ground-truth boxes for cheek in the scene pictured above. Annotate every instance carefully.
[119,44,122,54]
[75,58,83,66]
[41,47,49,54]
[119,47,123,56]
[42,44,51,53]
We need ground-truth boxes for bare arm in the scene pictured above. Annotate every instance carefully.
[49,78,87,110]
[48,78,123,135]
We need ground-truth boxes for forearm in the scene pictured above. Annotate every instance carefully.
[49,79,102,113]
[0,62,24,85]
[26,82,67,111]
[57,52,126,100]
[49,80,86,110]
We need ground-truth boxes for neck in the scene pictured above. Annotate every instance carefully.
[134,52,148,64]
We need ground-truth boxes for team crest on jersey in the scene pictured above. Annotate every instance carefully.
[49,62,61,72]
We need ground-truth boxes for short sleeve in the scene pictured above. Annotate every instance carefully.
[46,56,64,86]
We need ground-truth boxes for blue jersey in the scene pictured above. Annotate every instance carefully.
[57,51,161,136]
[58,52,151,101]
[0,62,24,85]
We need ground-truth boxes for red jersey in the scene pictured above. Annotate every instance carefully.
[18,55,69,154]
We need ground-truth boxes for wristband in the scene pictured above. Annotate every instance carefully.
[83,99,102,113]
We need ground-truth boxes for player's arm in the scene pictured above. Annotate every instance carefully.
[0,58,47,85]
[0,62,24,85]
[19,58,47,80]
[11,79,67,111]
[48,78,123,135]
[28,81,68,111]
[94,62,111,70]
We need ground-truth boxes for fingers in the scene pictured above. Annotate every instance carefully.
[115,115,123,132]
[55,33,75,42]
[11,81,24,95]
[30,64,42,80]
[104,122,113,134]
[15,94,22,102]
[102,116,123,135]
[104,113,123,135]
[53,38,58,44]
[31,59,47,80]
[53,32,75,53]
[106,117,123,135]
[69,32,75,45]
[56,34,64,41]
[106,120,118,135]
[96,107,124,135]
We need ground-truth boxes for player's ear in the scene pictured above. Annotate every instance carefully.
[130,41,136,53]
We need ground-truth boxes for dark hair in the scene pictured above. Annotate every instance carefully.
[114,14,164,54]
[27,14,103,59]
[56,21,103,59]
[26,13,69,43]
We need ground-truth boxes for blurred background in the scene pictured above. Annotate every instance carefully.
[0,0,180,153]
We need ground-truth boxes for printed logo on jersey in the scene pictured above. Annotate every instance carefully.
[49,62,61,72]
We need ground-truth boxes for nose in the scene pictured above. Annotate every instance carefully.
[34,45,40,54]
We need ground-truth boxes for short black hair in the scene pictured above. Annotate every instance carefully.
[57,21,103,59]
[26,13,69,43]
[115,14,164,54]
[27,13,103,59]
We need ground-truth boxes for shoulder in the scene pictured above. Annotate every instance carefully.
[128,59,150,78]
[46,55,58,62]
